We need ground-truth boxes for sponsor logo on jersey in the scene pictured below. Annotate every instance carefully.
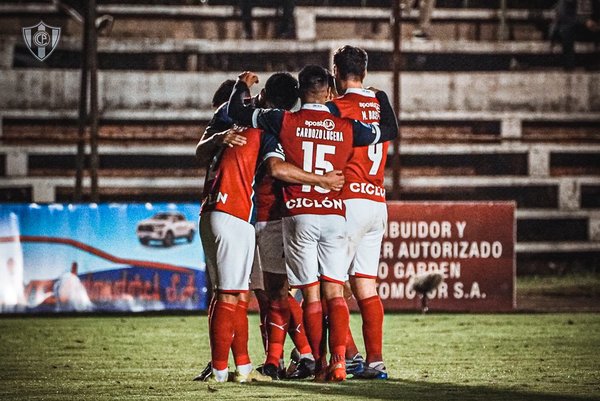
[304,119,336,131]
[349,182,386,197]
[285,197,344,210]
[358,102,380,111]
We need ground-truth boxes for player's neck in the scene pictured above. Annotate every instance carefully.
[338,79,363,94]
[301,95,327,105]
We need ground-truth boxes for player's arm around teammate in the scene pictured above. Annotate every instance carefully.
[228,71,398,148]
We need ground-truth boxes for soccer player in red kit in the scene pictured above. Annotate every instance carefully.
[327,45,391,379]
[198,73,344,383]
[196,74,319,382]
[227,65,398,381]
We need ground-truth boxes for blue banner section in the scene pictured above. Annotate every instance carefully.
[0,203,207,313]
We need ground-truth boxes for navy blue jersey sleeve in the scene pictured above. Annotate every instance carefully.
[259,131,285,163]
[205,102,233,137]
[352,91,398,147]
[325,100,341,118]
[227,80,285,136]
[196,103,235,164]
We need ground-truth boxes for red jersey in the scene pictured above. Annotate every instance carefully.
[226,79,399,218]
[332,88,388,203]
[254,175,285,222]
[201,127,265,223]
[277,104,355,217]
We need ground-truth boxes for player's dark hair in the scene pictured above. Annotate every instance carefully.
[212,79,236,108]
[327,71,338,97]
[333,45,368,81]
[298,65,330,98]
[327,71,336,90]
[264,72,299,110]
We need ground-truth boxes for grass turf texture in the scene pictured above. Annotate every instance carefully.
[1,314,599,401]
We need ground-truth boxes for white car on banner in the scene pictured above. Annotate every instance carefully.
[136,212,196,247]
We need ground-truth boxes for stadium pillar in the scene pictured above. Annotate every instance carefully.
[74,3,90,202]
[498,0,509,41]
[391,0,402,200]
[88,0,100,202]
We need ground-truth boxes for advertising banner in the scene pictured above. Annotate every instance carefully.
[0,203,207,313]
[0,202,515,314]
[377,202,516,312]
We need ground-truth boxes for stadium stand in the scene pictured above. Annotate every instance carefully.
[0,1,599,272]
[0,3,567,43]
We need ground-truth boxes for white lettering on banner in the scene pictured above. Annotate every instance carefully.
[349,182,386,197]
[378,217,506,304]
[456,221,467,238]
[376,274,484,300]
[396,261,461,279]
[377,282,417,301]
[382,240,503,259]
[377,261,461,280]
[285,197,344,210]
[296,127,344,142]
[385,221,453,239]
[453,282,484,299]
[390,241,503,259]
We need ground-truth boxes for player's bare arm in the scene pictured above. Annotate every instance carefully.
[266,157,345,192]
[195,127,248,164]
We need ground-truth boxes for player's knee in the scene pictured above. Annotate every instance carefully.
[349,276,378,300]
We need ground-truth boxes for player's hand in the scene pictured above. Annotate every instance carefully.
[221,127,247,148]
[238,71,259,88]
[320,170,345,191]
[366,86,381,93]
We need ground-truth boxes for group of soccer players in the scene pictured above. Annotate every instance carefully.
[195,45,398,383]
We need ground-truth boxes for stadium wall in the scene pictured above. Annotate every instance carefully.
[0,70,598,113]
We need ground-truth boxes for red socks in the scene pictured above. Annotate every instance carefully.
[207,295,217,349]
[357,295,384,363]
[345,326,360,359]
[257,295,270,354]
[303,300,323,361]
[265,298,290,366]
[327,297,349,363]
[230,300,251,366]
[287,294,312,355]
[210,300,237,370]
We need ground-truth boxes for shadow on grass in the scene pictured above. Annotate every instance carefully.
[252,378,598,401]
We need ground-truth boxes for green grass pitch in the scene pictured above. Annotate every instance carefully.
[1,313,599,401]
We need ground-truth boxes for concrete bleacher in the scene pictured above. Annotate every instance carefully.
[0,3,561,41]
[3,3,597,71]
[3,36,598,72]
[1,70,596,112]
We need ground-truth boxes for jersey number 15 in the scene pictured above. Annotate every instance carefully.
[301,141,335,194]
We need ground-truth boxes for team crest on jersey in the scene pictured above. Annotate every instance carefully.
[22,21,61,62]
